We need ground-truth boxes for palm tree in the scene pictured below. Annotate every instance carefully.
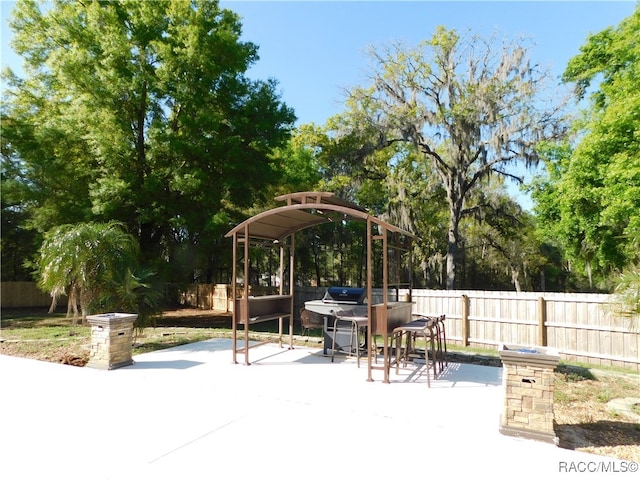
[102,266,163,330]
[612,265,640,332]
[37,221,148,324]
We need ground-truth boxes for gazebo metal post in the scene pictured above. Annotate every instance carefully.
[366,221,392,383]
[288,233,295,348]
[232,232,238,364]
[276,234,295,349]
[366,218,373,382]
[243,223,250,365]
[278,240,284,346]
[381,226,390,383]
[395,235,400,299]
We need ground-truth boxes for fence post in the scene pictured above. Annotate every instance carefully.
[538,296,547,346]
[462,294,470,346]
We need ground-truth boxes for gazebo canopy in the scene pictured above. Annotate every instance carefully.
[225,191,416,242]
[226,191,417,382]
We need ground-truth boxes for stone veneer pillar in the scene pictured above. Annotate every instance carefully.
[499,344,560,445]
[86,313,137,370]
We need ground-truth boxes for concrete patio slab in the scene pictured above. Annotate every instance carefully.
[0,339,629,479]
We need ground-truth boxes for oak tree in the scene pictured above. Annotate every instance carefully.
[555,5,640,284]
[337,27,567,288]
[2,0,295,279]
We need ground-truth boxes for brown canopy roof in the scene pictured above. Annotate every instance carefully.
[225,191,416,242]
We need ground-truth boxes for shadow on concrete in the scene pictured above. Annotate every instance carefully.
[125,359,204,370]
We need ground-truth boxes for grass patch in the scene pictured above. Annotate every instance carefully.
[554,367,639,406]
[1,313,91,365]
[0,309,230,364]
[2,323,89,341]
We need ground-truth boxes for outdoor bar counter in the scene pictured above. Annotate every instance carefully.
[370,301,413,334]
[368,301,413,382]
[324,300,413,371]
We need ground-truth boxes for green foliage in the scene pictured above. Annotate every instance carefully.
[534,6,640,288]
[2,0,295,282]
[563,7,640,107]
[267,125,323,198]
[463,193,545,292]
[37,221,161,323]
[1,146,40,280]
[611,265,640,331]
[99,266,164,330]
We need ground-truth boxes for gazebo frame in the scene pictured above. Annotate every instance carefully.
[225,191,417,383]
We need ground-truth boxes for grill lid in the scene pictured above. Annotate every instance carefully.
[323,287,366,304]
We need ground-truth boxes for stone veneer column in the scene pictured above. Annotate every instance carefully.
[86,313,137,370]
[499,345,560,445]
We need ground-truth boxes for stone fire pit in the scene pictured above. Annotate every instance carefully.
[86,313,137,370]
[499,344,561,445]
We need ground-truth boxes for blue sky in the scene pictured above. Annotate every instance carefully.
[3,1,638,126]
[216,1,638,126]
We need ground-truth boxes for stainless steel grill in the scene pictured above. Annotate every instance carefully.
[304,287,367,356]
[304,287,367,317]
[322,287,366,305]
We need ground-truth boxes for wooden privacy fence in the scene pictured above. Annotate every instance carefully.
[178,284,280,312]
[297,287,639,371]
[1,282,56,308]
[0,282,274,312]
[5,282,638,370]
[179,284,231,311]
[401,289,639,371]
[176,285,640,370]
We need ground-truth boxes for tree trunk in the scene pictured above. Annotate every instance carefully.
[312,239,322,287]
[67,285,80,325]
[511,267,522,292]
[446,220,458,290]
[445,178,464,290]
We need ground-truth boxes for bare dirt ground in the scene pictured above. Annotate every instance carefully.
[445,351,640,462]
[553,369,640,462]
[155,307,233,327]
[2,307,638,462]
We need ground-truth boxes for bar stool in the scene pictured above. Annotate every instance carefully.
[405,314,448,376]
[433,314,448,372]
[392,317,438,386]
[330,310,368,368]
